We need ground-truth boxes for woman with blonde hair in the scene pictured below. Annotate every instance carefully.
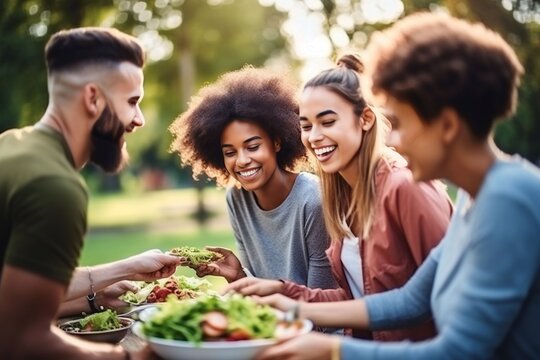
[227,54,453,342]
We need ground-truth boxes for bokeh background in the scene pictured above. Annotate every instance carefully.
[1,0,539,287]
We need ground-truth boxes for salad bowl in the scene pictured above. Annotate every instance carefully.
[133,321,310,360]
[59,316,134,344]
[133,295,313,360]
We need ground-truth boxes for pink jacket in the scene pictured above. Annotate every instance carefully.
[282,157,453,341]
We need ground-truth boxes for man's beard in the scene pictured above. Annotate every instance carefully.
[90,104,129,173]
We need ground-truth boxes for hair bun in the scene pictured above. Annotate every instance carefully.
[336,54,364,74]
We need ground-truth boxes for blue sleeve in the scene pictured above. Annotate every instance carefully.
[365,244,439,330]
[342,191,540,359]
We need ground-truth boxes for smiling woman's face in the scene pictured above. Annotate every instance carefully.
[299,86,364,178]
[220,120,279,192]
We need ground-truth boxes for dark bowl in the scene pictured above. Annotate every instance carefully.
[58,317,135,344]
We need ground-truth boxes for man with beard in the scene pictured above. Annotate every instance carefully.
[0,28,180,359]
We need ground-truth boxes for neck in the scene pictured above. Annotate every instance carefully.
[339,156,360,188]
[36,102,92,170]
[444,138,501,198]
[253,169,297,210]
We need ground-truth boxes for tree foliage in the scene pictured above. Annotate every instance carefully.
[2,0,539,174]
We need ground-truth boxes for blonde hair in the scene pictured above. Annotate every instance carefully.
[304,54,395,240]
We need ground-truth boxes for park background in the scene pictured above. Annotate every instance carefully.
[1,0,539,287]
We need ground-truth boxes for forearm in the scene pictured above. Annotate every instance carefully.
[58,297,90,318]
[365,253,436,330]
[299,299,369,328]
[65,261,132,301]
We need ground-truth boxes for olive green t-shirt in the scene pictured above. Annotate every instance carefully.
[0,126,88,285]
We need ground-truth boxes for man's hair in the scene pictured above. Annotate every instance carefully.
[45,27,144,73]
[364,12,524,139]
[169,66,306,187]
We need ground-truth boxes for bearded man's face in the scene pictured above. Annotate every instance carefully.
[89,103,129,173]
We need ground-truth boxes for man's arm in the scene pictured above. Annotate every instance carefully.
[0,266,126,359]
[64,249,181,301]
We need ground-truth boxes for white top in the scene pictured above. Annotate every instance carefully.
[341,235,364,298]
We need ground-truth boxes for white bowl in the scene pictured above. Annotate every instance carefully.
[132,308,313,360]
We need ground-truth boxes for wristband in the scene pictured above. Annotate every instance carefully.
[86,292,101,313]
[86,267,102,313]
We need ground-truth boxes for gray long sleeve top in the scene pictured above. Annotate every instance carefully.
[226,172,336,289]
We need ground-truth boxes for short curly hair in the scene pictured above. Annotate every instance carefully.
[170,66,307,187]
[364,12,524,139]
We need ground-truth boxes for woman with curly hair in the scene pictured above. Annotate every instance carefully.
[169,67,336,292]
[226,54,452,342]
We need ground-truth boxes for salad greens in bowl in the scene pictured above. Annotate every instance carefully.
[132,294,312,360]
[58,309,134,344]
[120,275,213,305]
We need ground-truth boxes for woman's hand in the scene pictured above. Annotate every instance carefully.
[251,293,299,313]
[190,247,244,283]
[223,277,284,296]
[255,333,339,360]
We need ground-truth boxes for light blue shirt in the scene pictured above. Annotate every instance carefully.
[341,157,540,359]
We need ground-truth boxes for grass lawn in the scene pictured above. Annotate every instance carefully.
[80,230,235,266]
[87,187,230,230]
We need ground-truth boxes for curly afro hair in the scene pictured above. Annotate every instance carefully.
[169,66,308,187]
[364,12,523,139]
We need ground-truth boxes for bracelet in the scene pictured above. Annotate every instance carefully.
[86,267,101,313]
[87,267,96,295]
[331,336,341,360]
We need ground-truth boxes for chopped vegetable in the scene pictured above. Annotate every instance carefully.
[119,275,212,304]
[169,246,223,266]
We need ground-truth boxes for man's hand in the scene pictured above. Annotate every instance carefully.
[95,280,137,311]
[129,344,164,360]
[127,249,182,281]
